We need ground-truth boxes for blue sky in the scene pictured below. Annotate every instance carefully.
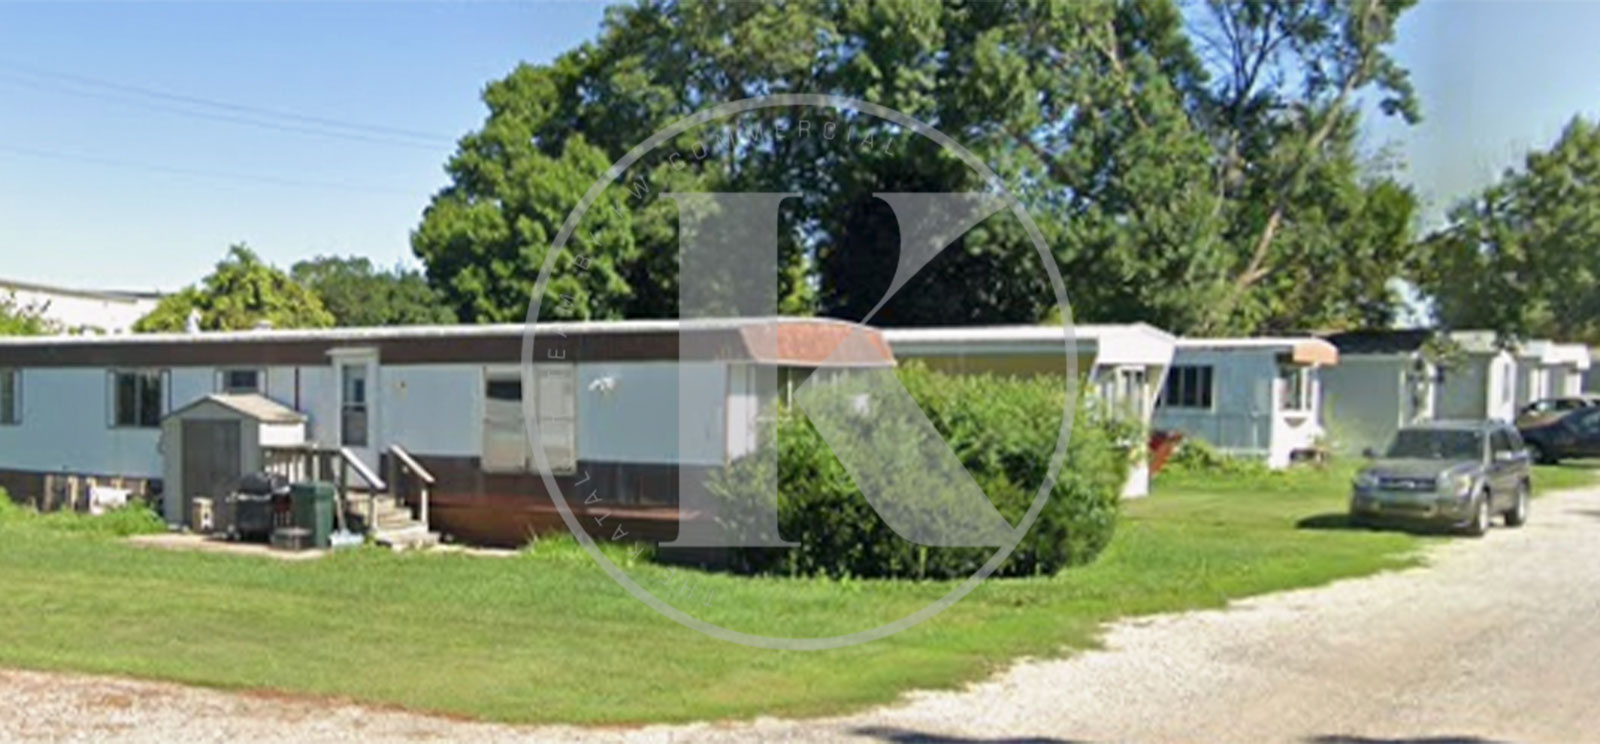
[1,1,1597,293]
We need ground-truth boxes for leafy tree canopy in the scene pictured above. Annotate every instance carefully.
[415,0,1422,334]
[291,256,456,327]
[1418,116,1600,343]
[134,245,335,332]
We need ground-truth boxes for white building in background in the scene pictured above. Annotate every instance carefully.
[0,277,162,335]
[1434,331,1518,424]
[1511,340,1591,409]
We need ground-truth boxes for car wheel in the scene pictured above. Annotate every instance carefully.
[1527,442,1557,465]
[1463,495,1491,537]
[1505,482,1530,527]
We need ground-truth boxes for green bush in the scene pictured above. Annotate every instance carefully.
[1162,437,1273,477]
[701,363,1127,579]
[0,487,166,537]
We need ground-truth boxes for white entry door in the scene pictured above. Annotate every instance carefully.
[329,348,380,473]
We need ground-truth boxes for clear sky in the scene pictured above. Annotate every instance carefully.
[1,1,1597,293]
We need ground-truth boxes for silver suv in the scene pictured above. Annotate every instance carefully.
[1350,420,1532,536]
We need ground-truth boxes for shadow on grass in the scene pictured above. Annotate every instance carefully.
[852,727,1088,744]
[1296,513,1366,531]
[1295,513,1453,536]
[1306,736,1507,744]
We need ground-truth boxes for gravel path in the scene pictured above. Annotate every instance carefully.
[7,485,1600,743]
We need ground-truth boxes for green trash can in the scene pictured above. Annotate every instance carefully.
[289,482,336,549]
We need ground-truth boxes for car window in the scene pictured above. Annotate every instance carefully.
[1490,429,1512,454]
[1505,428,1526,451]
[1385,429,1483,460]
[1572,408,1600,434]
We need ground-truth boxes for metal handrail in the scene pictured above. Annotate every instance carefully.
[387,445,435,485]
[337,447,386,491]
[386,444,433,532]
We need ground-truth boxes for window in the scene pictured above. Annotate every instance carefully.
[1159,365,1213,409]
[220,368,262,394]
[482,375,527,472]
[1279,366,1313,412]
[111,370,163,428]
[340,364,368,447]
[0,369,19,425]
[482,366,577,474]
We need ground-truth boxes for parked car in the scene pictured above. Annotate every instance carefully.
[1350,420,1531,536]
[1517,394,1600,424]
[1518,405,1600,464]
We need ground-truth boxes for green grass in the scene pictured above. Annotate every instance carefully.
[0,460,1590,725]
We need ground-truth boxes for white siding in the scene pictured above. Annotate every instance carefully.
[1153,347,1327,468]
[578,361,727,466]
[1321,358,1406,454]
[380,365,480,457]
[0,368,163,477]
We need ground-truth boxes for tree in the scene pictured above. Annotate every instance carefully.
[0,293,52,335]
[1188,0,1422,332]
[135,245,335,332]
[414,0,1422,334]
[1418,117,1600,342]
[290,256,456,327]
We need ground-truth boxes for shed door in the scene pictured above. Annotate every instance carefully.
[182,419,242,523]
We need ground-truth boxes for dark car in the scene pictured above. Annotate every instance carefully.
[1516,395,1600,425]
[1350,420,1531,536]
[1518,405,1600,464]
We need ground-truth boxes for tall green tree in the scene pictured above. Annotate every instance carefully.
[290,256,456,327]
[135,245,335,332]
[415,0,1422,334]
[1188,0,1422,332]
[1418,117,1600,342]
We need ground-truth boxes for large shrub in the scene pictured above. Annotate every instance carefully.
[701,364,1128,579]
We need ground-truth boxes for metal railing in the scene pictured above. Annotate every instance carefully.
[386,444,434,532]
[262,444,389,535]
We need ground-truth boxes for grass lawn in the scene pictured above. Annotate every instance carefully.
[0,460,1591,725]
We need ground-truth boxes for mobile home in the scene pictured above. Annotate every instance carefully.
[1433,331,1518,423]
[1152,337,1338,468]
[1512,340,1591,408]
[0,318,894,545]
[1319,330,1441,454]
[882,324,1176,497]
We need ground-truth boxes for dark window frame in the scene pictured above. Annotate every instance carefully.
[1159,365,1214,410]
[110,369,165,429]
[0,368,19,426]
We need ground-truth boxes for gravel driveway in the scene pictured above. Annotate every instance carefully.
[7,485,1600,743]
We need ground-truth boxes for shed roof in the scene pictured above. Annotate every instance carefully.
[166,394,307,424]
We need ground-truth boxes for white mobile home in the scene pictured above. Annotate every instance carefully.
[0,318,893,545]
[882,324,1176,497]
[1433,331,1518,423]
[1152,337,1338,468]
[1512,340,1591,409]
[1319,330,1441,454]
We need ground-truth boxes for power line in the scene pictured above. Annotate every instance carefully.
[0,143,421,196]
[0,59,459,149]
[0,75,450,152]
